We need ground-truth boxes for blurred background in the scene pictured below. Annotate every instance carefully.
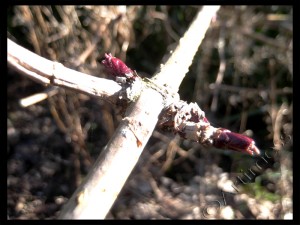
[7,6,293,219]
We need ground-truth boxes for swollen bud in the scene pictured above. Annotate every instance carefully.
[101,53,136,80]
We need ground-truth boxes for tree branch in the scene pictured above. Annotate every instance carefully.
[7,38,123,104]
[10,6,260,219]
[58,6,220,219]
[152,6,220,91]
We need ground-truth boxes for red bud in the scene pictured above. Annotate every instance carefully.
[101,53,135,79]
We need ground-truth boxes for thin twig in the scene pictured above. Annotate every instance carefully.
[19,86,59,107]
[241,28,289,51]
[210,23,226,112]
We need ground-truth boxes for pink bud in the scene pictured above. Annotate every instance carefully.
[101,53,135,79]
[214,129,260,156]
